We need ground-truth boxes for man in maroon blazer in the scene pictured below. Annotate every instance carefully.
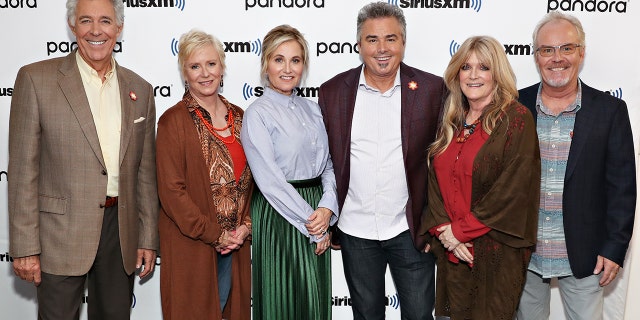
[318,3,445,319]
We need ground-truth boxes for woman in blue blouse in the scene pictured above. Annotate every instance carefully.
[240,25,338,320]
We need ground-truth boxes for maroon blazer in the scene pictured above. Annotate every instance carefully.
[318,63,445,250]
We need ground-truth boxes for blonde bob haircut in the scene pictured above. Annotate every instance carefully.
[177,29,226,80]
[429,36,518,158]
[260,24,310,87]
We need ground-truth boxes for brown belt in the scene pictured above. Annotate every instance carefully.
[104,196,118,208]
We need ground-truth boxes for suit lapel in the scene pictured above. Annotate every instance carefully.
[342,69,359,137]
[117,65,135,166]
[520,86,539,123]
[58,53,106,169]
[399,64,416,159]
[338,67,360,169]
[566,83,596,179]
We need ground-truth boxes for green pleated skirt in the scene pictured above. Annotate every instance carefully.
[251,178,331,320]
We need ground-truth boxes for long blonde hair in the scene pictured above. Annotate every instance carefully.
[429,36,518,158]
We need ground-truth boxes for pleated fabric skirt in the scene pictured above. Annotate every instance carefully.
[251,178,332,320]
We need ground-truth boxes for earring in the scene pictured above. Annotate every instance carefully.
[220,77,224,87]
[184,81,189,90]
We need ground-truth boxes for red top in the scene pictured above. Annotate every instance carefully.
[430,126,491,264]
[225,138,247,182]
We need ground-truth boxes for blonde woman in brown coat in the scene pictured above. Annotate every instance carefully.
[157,29,253,320]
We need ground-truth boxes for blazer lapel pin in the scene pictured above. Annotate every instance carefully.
[129,91,137,101]
[408,81,418,91]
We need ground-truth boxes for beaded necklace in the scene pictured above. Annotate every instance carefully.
[456,117,481,143]
[194,106,235,144]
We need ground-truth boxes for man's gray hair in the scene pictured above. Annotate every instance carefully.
[532,11,585,48]
[66,0,125,26]
[356,2,407,43]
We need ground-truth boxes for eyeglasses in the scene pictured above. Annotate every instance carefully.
[535,43,582,57]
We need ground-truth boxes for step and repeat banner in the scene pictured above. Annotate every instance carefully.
[1,0,639,319]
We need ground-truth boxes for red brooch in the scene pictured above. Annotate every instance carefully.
[129,91,137,101]
[408,81,418,91]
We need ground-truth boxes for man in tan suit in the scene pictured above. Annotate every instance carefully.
[8,0,158,318]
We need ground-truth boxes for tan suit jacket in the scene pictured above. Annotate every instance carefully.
[8,51,159,276]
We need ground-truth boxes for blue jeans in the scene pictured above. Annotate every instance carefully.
[340,229,436,320]
[217,252,232,312]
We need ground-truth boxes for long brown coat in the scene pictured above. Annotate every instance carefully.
[421,101,541,319]
[157,95,252,320]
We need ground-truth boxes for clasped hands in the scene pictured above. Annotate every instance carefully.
[437,224,473,264]
[215,224,251,255]
[306,207,333,255]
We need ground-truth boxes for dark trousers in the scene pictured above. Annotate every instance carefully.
[340,229,436,320]
[37,206,134,320]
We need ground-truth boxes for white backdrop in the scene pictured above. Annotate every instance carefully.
[1,0,639,319]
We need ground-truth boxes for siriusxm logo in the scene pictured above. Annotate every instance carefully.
[332,296,352,306]
[387,293,400,309]
[242,84,319,100]
[332,294,400,308]
[242,83,264,100]
[389,0,481,12]
[0,0,36,8]
[449,40,461,56]
[0,87,13,97]
[170,38,179,56]
[225,39,262,55]
[317,42,359,57]
[123,0,186,10]
[608,88,623,99]
[449,40,532,56]
[171,38,261,56]
[0,252,12,262]
[547,0,627,13]
[504,44,533,55]
[245,0,325,11]
[47,41,123,56]
[81,293,137,308]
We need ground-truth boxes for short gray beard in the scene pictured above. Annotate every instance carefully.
[544,76,571,88]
